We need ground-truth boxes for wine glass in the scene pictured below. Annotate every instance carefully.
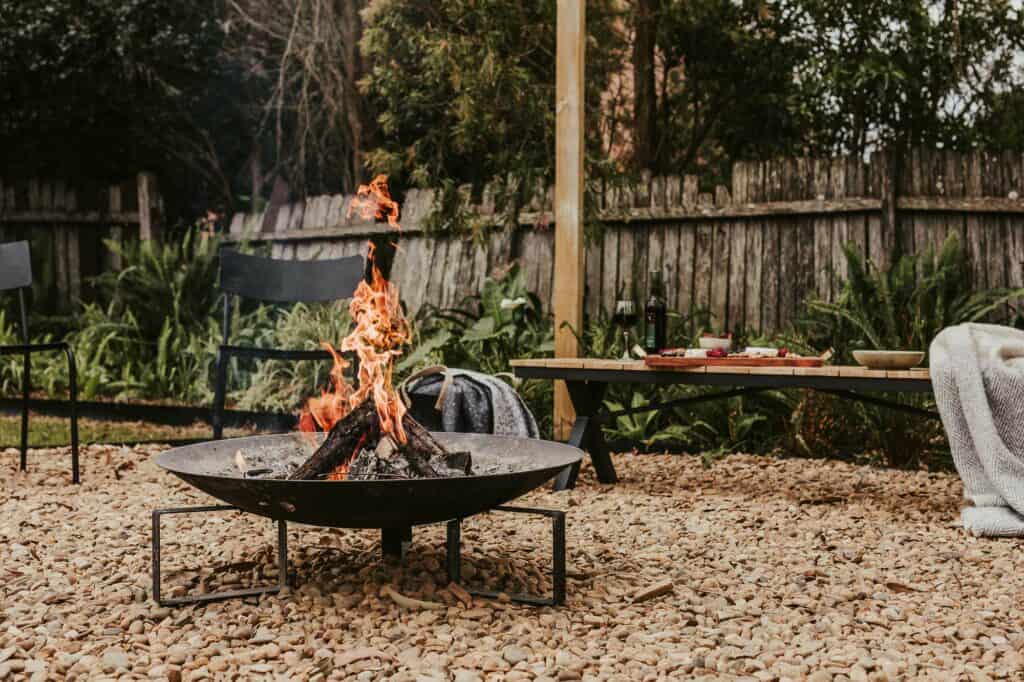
[612,299,638,360]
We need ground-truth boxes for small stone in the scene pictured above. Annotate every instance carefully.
[503,645,530,665]
[102,648,130,672]
[251,627,275,644]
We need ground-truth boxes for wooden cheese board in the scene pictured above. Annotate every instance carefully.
[645,354,825,369]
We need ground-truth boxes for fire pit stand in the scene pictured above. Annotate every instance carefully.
[446,505,565,607]
[151,504,567,608]
[152,505,288,607]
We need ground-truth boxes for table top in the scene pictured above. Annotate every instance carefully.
[510,358,931,381]
[510,358,933,393]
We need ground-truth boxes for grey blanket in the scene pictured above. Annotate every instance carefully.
[401,366,539,439]
[931,323,1024,536]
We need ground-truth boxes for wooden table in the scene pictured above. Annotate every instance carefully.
[510,358,934,490]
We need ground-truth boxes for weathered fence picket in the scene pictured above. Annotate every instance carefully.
[225,147,1024,332]
[0,173,159,313]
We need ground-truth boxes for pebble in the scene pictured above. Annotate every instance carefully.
[102,648,130,672]
[0,444,1016,680]
[502,645,530,665]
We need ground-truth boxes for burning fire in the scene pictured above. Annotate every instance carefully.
[300,175,411,479]
[349,174,400,228]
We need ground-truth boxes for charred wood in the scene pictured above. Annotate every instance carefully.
[288,401,378,480]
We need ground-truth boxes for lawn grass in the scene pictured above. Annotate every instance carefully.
[0,412,254,447]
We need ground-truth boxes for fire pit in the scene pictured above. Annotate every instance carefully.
[151,176,579,607]
[152,432,581,607]
[155,432,579,527]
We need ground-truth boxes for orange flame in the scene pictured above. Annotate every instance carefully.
[348,174,400,229]
[300,176,411,478]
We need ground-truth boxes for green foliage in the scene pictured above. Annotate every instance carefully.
[777,232,1022,469]
[44,233,230,401]
[234,302,354,412]
[650,0,812,178]
[603,392,696,450]
[790,0,1024,155]
[796,233,1024,361]
[0,310,29,396]
[0,0,224,181]
[401,264,555,373]
[360,0,626,229]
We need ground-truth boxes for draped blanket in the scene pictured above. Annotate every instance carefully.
[931,323,1024,536]
[401,366,540,439]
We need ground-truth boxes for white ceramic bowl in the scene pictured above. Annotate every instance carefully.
[698,336,732,351]
[852,350,925,370]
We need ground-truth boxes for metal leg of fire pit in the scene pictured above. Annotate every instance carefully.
[446,505,566,607]
[152,505,288,607]
[381,526,413,560]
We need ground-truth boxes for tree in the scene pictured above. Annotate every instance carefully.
[789,0,1024,156]
[976,90,1024,151]
[221,0,374,200]
[651,0,811,179]
[632,0,662,169]
[359,0,626,229]
[0,0,224,188]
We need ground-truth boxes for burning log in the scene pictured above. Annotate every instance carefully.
[288,400,470,481]
[288,402,378,480]
[290,174,471,483]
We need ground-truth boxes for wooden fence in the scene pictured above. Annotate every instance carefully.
[0,173,159,313]
[231,146,1024,332]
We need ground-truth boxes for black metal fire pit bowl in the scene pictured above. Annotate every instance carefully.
[152,432,583,607]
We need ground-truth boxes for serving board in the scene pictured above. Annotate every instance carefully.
[645,355,825,369]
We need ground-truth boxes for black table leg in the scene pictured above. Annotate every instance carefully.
[553,381,616,491]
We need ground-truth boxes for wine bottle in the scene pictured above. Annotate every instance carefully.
[644,270,667,353]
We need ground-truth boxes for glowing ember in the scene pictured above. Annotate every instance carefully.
[301,175,411,479]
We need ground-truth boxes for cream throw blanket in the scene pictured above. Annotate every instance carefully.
[931,323,1024,536]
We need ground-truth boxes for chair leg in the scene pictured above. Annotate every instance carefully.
[212,348,228,440]
[20,350,29,472]
[64,346,80,484]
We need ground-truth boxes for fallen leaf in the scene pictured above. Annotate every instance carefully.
[885,581,922,594]
[382,585,445,611]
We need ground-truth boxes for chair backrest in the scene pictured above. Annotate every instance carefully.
[0,241,32,292]
[219,249,364,304]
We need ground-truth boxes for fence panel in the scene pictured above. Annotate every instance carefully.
[228,147,1024,332]
[0,173,158,313]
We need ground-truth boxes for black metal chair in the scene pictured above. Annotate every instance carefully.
[0,241,80,483]
[212,249,365,439]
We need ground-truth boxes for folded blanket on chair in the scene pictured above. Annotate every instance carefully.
[401,366,540,439]
[931,323,1024,536]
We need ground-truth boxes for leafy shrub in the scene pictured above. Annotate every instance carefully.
[47,232,231,402]
[795,233,1024,361]
[779,232,1023,470]
[233,302,353,412]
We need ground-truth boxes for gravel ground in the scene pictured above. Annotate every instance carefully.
[1,443,1022,681]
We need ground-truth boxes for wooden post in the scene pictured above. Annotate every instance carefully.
[553,0,586,440]
[137,172,159,241]
[108,184,124,271]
